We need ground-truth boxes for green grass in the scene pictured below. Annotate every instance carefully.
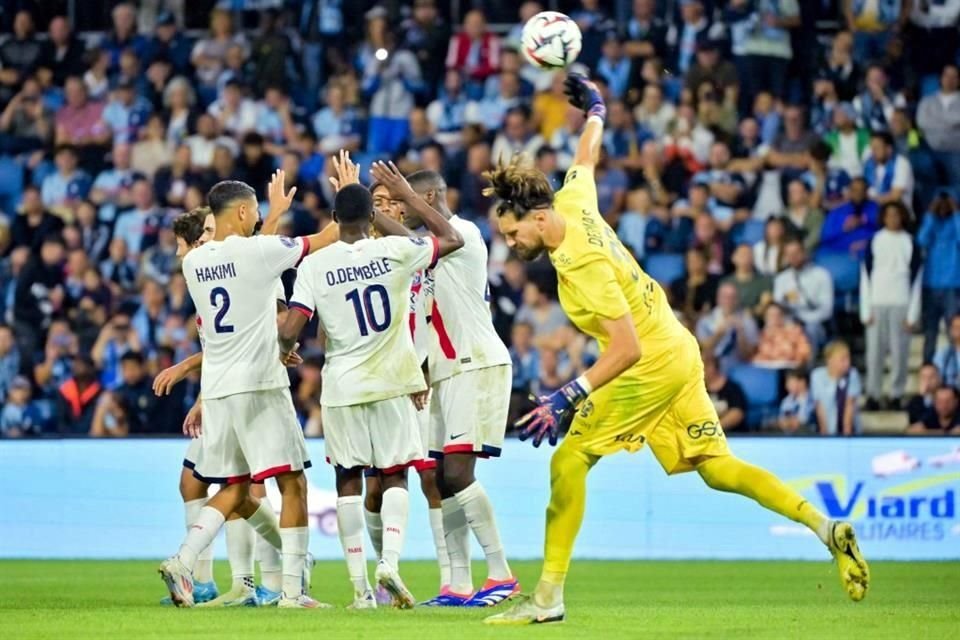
[1,560,958,639]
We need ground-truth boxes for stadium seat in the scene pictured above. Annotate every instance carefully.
[643,253,685,286]
[732,219,765,246]
[814,251,859,294]
[728,364,781,430]
[0,157,23,215]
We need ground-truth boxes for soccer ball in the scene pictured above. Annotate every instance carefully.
[520,11,582,69]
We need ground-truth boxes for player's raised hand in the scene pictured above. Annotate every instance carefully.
[328,149,361,192]
[183,401,202,438]
[370,161,416,201]
[153,363,186,396]
[267,169,297,215]
[563,72,606,121]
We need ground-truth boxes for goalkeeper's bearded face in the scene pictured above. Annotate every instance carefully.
[498,209,548,262]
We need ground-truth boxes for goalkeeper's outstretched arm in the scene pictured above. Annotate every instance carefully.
[566,73,606,170]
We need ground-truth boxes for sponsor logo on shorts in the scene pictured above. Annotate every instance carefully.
[614,433,645,444]
[686,421,724,440]
[578,399,595,419]
[450,432,467,440]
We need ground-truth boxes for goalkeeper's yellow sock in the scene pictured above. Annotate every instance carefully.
[535,443,599,608]
[697,455,830,544]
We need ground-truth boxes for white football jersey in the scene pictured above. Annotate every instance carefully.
[197,280,285,349]
[184,234,309,400]
[426,216,511,383]
[290,235,440,407]
[409,269,430,364]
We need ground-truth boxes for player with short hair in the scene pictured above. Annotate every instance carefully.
[362,179,450,603]
[483,75,869,625]
[278,177,464,609]
[158,176,339,609]
[372,162,519,607]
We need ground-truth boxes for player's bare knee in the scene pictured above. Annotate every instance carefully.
[179,468,208,502]
[419,468,442,506]
[381,467,408,491]
[336,467,364,497]
[441,454,476,494]
[275,470,307,498]
[364,475,383,511]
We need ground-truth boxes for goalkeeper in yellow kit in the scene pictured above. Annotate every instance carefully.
[483,75,869,626]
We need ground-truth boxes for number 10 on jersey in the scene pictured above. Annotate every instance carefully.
[346,285,391,336]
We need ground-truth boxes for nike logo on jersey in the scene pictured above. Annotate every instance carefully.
[450,432,467,440]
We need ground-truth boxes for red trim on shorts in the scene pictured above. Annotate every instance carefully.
[295,236,311,267]
[413,458,437,472]
[251,464,293,482]
[428,236,440,269]
[226,474,252,485]
[289,301,313,319]
[379,460,417,475]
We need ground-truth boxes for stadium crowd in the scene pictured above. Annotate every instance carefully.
[0,0,959,439]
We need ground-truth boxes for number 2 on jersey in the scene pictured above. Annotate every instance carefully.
[346,285,391,336]
[210,286,234,334]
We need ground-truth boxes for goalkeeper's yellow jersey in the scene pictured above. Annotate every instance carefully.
[548,165,693,380]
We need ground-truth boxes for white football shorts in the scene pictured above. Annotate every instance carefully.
[428,364,510,458]
[322,395,423,472]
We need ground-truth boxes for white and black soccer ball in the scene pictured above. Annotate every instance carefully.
[520,11,582,70]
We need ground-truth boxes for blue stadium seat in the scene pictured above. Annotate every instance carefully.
[31,160,55,188]
[813,250,860,294]
[727,364,780,429]
[731,219,765,247]
[643,253,685,286]
[0,157,23,215]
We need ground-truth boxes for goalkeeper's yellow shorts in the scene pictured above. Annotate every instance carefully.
[564,333,730,474]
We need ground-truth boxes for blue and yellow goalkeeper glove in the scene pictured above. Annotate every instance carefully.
[563,73,606,121]
[515,378,590,447]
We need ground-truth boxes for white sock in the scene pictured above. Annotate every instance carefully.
[177,506,225,572]
[428,508,451,588]
[184,498,215,583]
[256,536,283,592]
[817,519,832,546]
[280,526,309,597]
[337,496,370,594]
[246,501,282,550]
[224,519,255,588]
[380,487,409,571]
[364,508,383,560]
[441,497,472,594]
[455,481,511,581]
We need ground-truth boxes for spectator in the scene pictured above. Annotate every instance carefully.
[508,321,539,425]
[426,70,469,151]
[112,179,163,259]
[905,1,960,87]
[853,64,907,132]
[645,201,694,256]
[906,385,960,435]
[671,248,720,324]
[401,0,451,99]
[0,324,20,402]
[753,215,789,276]
[820,177,880,257]
[10,186,64,255]
[916,64,960,188]
[98,237,137,298]
[597,37,631,100]
[754,302,812,367]
[784,179,824,253]
[845,0,906,63]
[861,201,923,410]
[773,239,834,348]
[99,3,148,72]
[446,10,500,95]
[41,16,87,87]
[491,107,544,167]
[776,368,815,434]
[144,11,193,77]
[811,340,862,435]
[55,353,102,434]
[633,84,676,140]
[723,244,773,318]
[207,78,257,139]
[863,131,914,207]
[516,280,569,351]
[90,143,143,221]
[617,188,652,261]
[13,235,66,365]
[685,38,738,102]
[741,0,801,105]
[73,200,110,264]
[153,144,201,209]
[55,73,109,147]
[131,114,173,179]
[161,76,197,148]
[665,0,712,77]
[691,213,730,275]
[766,105,819,196]
[0,375,43,437]
[692,141,747,229]
[623,0,668,67]
[594,150,629,227]
[467,71,524,133]
[603,99,649,172]
[697,282,760,371]
[918,191,960,363]
[33,319,77,400]
[185,114,232,170]
[141,226,179,288]
[250,10,293,95]
[0,10,43,105]
[663,104,713,172]
[906,363,941,430]
[818,30,859,102]
[533,73,574,142]
[824,103,868,178]
[933,314,960,389]
[191,8,248,103]
[805,140,853,214]
[0,77,54,155]
[83,48,111,102]
[572,0,617,70]
[489,256,527,345]
[236,133,273,199]
[703,355,747,431]
[41,144,92,219]
[312,83,360,155]
[362,20,424,155]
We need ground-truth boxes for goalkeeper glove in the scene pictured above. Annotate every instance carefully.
[515,378,590,447]
[563,73,606,121]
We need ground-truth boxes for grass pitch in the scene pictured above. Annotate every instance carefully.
[1,560,957,639]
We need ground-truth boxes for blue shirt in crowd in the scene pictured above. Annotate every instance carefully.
[916,211,960,289]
